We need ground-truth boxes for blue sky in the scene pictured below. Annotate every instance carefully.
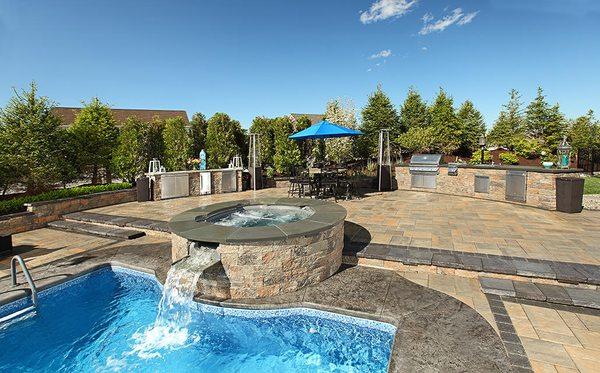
[1,0,599,128]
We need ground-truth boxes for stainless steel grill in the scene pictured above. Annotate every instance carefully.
[409,154,443,189]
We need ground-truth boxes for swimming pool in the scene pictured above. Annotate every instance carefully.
[0,266,395,372]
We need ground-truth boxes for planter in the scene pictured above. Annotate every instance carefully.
[542,162,554,169]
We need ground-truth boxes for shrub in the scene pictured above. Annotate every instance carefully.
[469,149,492,164]
[499,152,519,165]
[163,116,191,171]
[0,183,132,216]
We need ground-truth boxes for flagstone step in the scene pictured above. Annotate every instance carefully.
[479,277,600,310]
[48,220,145,240]
[64,212,170,233]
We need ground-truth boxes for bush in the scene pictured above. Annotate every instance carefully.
[499,152,519,165]
[469,149,492,164]
[0,183,132,216]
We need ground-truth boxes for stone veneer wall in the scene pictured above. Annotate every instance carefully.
[217,222,344,298]
[396,166,574,210]
[151,170,243,201]
[0,189,136,235]
[170,221,344,299]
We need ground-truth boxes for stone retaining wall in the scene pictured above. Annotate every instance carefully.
[396,166,580,210]
[0,188,136,235]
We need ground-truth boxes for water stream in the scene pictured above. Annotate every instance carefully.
[131,246,219,359]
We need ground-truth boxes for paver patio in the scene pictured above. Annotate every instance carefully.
[87,188,600,265]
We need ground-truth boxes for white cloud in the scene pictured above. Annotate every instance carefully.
[360,0,418,24]
[421,46,428,51]
[419,8,479,35]
[369,49,392,59]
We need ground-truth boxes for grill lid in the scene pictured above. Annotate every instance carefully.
[409,154,443,166]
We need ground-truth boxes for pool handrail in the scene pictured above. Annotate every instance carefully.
[10,255,38,307]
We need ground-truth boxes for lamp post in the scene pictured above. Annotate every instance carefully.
[557,136,572,169]
[478,134,486,164]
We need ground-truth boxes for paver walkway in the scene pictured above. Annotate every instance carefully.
[89,188,600,265]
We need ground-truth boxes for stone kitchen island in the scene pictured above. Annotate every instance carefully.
[396,164,583,210]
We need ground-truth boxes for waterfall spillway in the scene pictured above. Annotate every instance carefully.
[131,246,219,359]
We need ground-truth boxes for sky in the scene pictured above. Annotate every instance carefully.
[0,0,599,129]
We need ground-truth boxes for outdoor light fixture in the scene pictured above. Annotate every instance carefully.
[557,136,572,169]
[479,134,486,164]
[248,133,262,190]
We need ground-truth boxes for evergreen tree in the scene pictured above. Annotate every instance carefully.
[291,115,313,161]
[524,87,566,151]
[357,85,401,158]
[189,113,207,157]
[570,110,599,167]
[113,117,145,182]
[488,89,524,148]
[324,98,357,163]
[249,117,275,166]
[205,113,242,168]
[69,98,118,184]
[429,88,461,154]
[399,87,430,130]
[141,116,165,169]
[457,100,486,154]
[273,117,302,175]
[163,116,191,171]
[0,82,65,193]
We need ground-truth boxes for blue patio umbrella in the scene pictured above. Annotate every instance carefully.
[288,120,363,140]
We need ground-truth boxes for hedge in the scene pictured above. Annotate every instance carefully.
[0,183,133,216]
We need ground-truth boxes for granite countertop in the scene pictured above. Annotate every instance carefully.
[146,168,243,176]
[396,163,582,174]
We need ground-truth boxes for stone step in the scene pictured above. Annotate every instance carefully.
[345,242,600,286]
[48,220,145,240]
[64,212,170,233]
[479,277,600,309]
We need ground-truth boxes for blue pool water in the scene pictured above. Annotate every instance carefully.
[0,267,395,372]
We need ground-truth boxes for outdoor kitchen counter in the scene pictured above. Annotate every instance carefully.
[395,164,583,210]
[147,168,243,201]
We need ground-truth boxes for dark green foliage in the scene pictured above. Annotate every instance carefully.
[400,87,430,130]
[249,117,276,166]
[142,116,166,167]
[524,87,566,152]
[357,86,401,158]
[205,113,243,168]
[0,183,132,216]
[0,82,66,194]
[273,117,302,175]
[163,116,191,171]
[488,89,524,149]
[499,152,519,165]
[69,98,119,184]
[457,100,485,155]
[396,126,439,153]
[113,117,146,182]
[429,89,461,154]
[292,115,313,160]
[189,113,208,157]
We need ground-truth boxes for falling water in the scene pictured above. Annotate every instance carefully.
[130,246,219,359]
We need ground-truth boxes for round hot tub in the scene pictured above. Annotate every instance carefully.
[169,198,346,299]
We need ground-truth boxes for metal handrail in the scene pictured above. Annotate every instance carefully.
[10,255,38,307]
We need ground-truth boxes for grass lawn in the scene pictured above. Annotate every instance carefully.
[584,176,600,194]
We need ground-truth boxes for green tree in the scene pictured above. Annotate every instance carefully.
[205,113,242,168]
[163,116,191,171]
[189,113,207,157]
[249,117,276,166]
[0,82,65,193]
[357,86,401,158]
[524,87,566,151]
[396,126,439,153]
[141,116,165,168]
[457,100,486,154]
[399,87,430,130]
[291,115,313,161]
[570,110,599,169]
[113,117,146,182]
[273,117,302,175]
[324,98,357,163]
[429,88,461,154]
[69,98,118,184]
[488,89,524,149]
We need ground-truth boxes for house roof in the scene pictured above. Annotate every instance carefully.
[51,107,190,127]
[289,113,324,125]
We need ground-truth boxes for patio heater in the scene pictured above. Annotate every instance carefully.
[378,129,392,191]
[248,133,262,190]
[479,134,487,164]
[557,136,572,169]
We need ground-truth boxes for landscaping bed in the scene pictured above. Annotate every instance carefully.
[0,183,132,216]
